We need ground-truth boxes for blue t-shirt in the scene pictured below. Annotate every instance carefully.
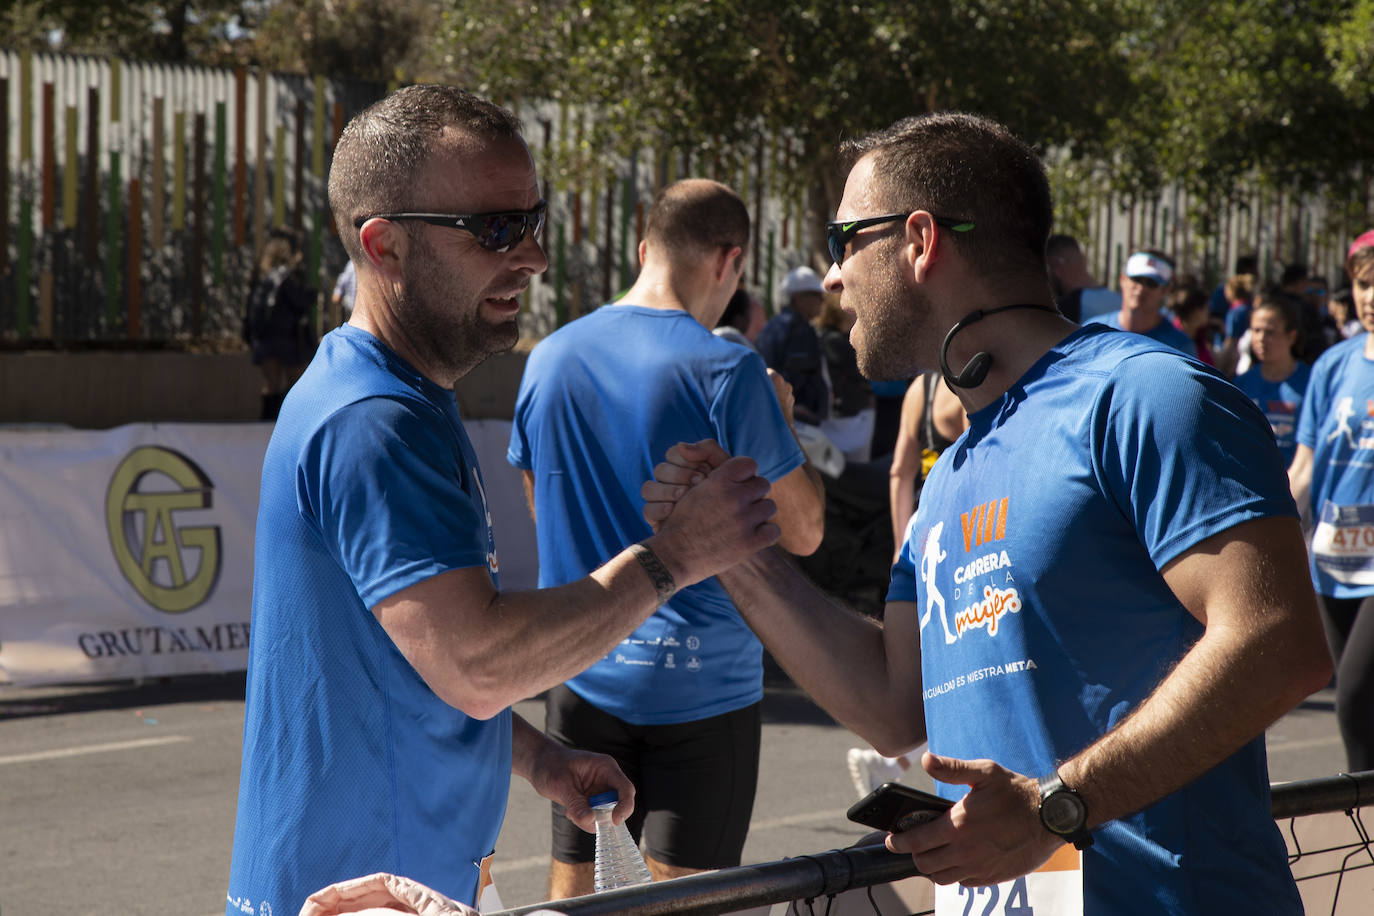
[508,305,805,724]
[886,325,1300,914]
[1295,334,1374,598]
[1087,310,1195,354]
[755,307,829,421]
[1233,362,1310,465]
[1224,303,1252,341]
[226,326,512,915]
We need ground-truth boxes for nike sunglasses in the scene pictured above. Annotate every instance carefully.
[826,212,974,266]
[353,200,547,253]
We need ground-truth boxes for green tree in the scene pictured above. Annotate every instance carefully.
[437,0,1132,256]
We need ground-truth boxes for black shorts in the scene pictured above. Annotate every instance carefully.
[545,684,761,869]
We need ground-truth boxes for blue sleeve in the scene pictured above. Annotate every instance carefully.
[506,358,534,471]
[302,397,492,607]
[710,349,806,483]
[1092,351,1297,567]
[1296,352,1333,449]
[1225,307,1249,340]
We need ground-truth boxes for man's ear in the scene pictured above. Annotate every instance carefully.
[639,239,649,266]
[905,212,941,283]
[716,245,744,284]
[358,219,406,282]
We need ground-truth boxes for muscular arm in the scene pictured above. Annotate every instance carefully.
[717,551,925,756]
[374,458,779,720]
[771,462,825,556]
[1288,443,1313,521]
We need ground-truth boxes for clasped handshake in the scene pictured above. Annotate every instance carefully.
[639,440,777,581]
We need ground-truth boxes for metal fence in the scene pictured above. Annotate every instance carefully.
[491,770,1374,916]
[0,48,810,346]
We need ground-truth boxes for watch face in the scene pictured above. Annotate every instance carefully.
[1042,791,1086,834]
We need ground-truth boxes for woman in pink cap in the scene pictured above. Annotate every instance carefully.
[1288,229,1374,772]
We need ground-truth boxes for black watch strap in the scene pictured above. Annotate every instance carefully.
[1038,771,1094,851]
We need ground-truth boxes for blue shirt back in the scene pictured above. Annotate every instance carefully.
[226,326,512,915]
[508,305,804,724]
[1087,310,1196,354]
[887,325,1299,914]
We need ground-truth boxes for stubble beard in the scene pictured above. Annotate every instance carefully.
[852,270,931,382]
[401,236,519,381]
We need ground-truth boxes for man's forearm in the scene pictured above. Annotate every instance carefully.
[1058,615,1327,828]
[719,550,925,755]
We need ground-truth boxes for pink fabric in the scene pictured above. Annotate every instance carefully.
[1348,229,1374,261]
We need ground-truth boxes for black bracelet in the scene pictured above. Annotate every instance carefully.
[630,543,677,605]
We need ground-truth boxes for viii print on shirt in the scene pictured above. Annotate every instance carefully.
[919,497,1021,644]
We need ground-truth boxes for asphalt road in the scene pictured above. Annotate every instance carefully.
[0,672,1351,916]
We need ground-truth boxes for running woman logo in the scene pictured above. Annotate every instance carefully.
[105,446,221,613]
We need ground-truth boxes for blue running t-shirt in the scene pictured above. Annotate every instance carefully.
[1296,334,1374,598]
[508,305,804,724]
[1233,362,1310,465]
[226,326,511,916]
[887,325,1300,914]
[1087,311,1195,353]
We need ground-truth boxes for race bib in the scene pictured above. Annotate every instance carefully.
[477,851,503,913]
[1312,501,1374,585]
[934,846,1081,916]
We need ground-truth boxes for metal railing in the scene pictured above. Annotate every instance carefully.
[492,770,1374,916]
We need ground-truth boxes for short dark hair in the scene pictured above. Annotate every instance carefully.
[328,84,524,263]
[644,179,750,259]
[1169,287,1208,321]
[1280,263,1309,287]
[839,112,1053,277]
[1235,254,1258,275]
[1046,234,1082,260]
[718,287,752,330]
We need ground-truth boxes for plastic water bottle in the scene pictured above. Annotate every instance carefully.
[590,790,652,892]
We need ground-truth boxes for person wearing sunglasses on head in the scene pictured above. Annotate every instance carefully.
[642,112,1328,914]
[225,85,783,916]
[1084,248,1194,354]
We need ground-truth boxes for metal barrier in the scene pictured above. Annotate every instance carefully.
[492,770,1374,916]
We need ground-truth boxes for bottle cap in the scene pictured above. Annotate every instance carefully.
[588,790,619,808]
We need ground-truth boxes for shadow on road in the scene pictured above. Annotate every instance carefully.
[0,671,247,720]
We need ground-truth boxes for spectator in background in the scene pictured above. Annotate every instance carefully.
[1169,287,1215,366]
[1279,262,1330,365]
[1330,287,1361,339]
[757,266,831,425]
[331,259,357,326]
[1209,253,1258,324]
[243,228,317,420]
[1288,228,1374,773]
[1217,272,1257,377]
[1306,274,1338,348]
[1088,249,1195,353]
[1233,294,1309,466]
[816,296,877,462]
[713,286,766,350]
[1046,233,1119,323]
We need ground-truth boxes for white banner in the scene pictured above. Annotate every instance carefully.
[0,420,536,686]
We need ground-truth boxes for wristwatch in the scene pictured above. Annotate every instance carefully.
[1038,771,1094,850]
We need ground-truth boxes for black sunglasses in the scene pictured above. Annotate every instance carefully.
[353,201,547,253]
[825,212,974,266]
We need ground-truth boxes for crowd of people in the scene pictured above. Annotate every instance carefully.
[224,81,1373,916]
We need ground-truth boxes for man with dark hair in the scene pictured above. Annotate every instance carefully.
[714,286,765,349]
[645,111,1330,913]
[1279,262,1331,363]
[1045,233,1119,323]
[1087,248,1195,353]
[509,178,825,898]
[225,87,782,915]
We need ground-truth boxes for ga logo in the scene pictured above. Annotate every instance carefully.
[105,446,221,613]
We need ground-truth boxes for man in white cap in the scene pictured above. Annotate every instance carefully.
[757,265,832,424]
[1088,249,1194,353]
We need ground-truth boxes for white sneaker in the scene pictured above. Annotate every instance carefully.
[846,747,906,799]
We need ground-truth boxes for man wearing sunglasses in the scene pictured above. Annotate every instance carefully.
[643,112,1329,914]
[226,86,783,916]
[1084,249,1194,354]
[508,178,825,898]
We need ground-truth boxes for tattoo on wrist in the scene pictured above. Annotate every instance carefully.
[630,543,677,605]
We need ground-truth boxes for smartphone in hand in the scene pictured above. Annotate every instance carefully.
[846,782,953,833]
